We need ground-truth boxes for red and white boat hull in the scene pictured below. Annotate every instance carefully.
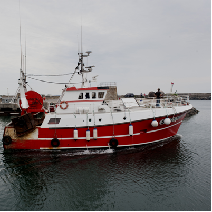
[3,111,187,150]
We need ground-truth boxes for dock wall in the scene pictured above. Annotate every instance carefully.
[178,93,211,100]
[119,93,211,100]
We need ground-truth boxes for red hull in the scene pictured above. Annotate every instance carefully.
[3,112,186,150]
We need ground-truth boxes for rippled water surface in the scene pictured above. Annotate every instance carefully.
[0,100,210,210]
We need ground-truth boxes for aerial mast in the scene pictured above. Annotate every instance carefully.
[18,0,28,109]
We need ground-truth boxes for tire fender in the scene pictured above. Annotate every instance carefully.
[109,138,118,149]
[51,138,60,147]
[2,136,12,145]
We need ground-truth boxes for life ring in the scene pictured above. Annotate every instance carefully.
[109,138,118,149]
[60,101,69,110]
[51,138,60,147]
[2,136,12,145]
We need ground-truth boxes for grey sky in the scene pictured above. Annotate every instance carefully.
[0,0,210,96]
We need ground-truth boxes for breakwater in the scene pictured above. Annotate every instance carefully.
[119,93,211,100]
[178,93,211,100]
[185,107,199,118]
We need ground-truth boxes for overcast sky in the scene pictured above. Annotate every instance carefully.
[0,0,210,96]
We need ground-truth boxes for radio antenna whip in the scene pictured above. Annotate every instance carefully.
[81,25,82,53]
[81,0,83,54]
[25,37,26,75]
[19,0,23,71]
[77,34,80,53]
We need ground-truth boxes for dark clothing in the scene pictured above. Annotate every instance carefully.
[156,99,160,106]
[155,91,161,99]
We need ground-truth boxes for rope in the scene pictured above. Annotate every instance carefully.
[26,83,33,90]
[87,113,89,129]
[128,108,131,124]
[110,109,115,136]
[151,106,156,119]
[54,112,57,138]
[68,68,77,85]
[11,88,20,103]
[166,108,169,117]
[172,106,177,122]
[73,113,76,128]
[93,107,96,126]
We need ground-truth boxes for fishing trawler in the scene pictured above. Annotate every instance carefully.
[2,50,192,150]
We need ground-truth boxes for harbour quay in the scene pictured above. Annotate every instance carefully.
[178,93,211,100]
[118,93,211,100]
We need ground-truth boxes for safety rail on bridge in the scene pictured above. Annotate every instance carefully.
[98,82,117,87]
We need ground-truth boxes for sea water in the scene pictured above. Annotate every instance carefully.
[0,100,210,210]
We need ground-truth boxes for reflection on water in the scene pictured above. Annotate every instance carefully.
[0,136,196,211]
[0,100,210,210]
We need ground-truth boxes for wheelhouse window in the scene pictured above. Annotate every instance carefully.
[92,92,96,99]
[48,118,61,124]
[85,92,90,99]
[98,92,104,98]
[78,93,83,99]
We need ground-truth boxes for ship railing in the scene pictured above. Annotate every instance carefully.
[51,95,190,113]
[137,95,189,108]
[99,82,117,88]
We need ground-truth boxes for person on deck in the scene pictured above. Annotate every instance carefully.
[155,88,162,107]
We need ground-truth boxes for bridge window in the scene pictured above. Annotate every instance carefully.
[92,92,96,99]
[98,92,104,98]
[78,93,83,99]
[85,93,90,99]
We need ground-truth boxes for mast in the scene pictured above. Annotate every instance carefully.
[18,0,28,110]
[18,69,28,109]
[76,51,94,88]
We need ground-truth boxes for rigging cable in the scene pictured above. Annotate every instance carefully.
[26,72,75,77]
[27,76,82,84]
